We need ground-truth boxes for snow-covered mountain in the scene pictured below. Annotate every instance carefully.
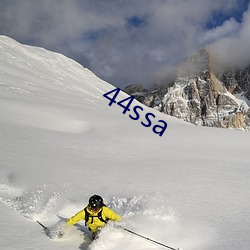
[0,36,250,250]
[124,49,250,130]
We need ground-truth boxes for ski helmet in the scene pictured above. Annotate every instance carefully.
[89,195,104,210]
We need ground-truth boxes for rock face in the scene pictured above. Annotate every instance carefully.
[217,66,250,100]
[122,84,147,103]
[124,49,250,130]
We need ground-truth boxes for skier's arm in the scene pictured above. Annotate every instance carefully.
[67,209,85,225]
[104,207,122,222]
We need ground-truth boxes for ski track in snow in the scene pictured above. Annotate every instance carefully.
[0,179,211,250]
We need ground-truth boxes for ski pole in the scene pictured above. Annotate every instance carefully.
[37,220,48,230]
[122,227,180,250]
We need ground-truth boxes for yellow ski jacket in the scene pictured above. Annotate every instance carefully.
[67,206,121,233]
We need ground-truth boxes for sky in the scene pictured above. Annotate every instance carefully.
[0,0,249,88]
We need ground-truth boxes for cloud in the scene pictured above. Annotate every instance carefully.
[209,4,250,69]
[200,18,240,45]
[0,0,249,88]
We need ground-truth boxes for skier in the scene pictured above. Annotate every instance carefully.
[66,194,122,239]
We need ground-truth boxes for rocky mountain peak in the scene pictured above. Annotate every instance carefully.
[123,49,250,130]
[177,49,210,78]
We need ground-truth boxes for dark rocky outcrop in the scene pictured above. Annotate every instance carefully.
[123,49,250,130]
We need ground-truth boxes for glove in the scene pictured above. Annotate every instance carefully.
[56,230,64,238]
[55,223,71,238]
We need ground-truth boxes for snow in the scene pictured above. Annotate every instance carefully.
[0,35,250,250]
[234,93,250,107]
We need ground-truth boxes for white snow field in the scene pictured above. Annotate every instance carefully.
[0,36,249,250]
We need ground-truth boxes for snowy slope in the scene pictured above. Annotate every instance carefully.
[0,36,250,250]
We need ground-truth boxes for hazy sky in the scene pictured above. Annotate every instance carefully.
[0,0,249,88]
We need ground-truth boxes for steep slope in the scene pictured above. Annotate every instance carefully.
[0,36,250,250]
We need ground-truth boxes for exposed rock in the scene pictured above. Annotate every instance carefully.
[217,66,250,100]
[124,49,250,130]
[123,84,147,103]
[123,83,146,95]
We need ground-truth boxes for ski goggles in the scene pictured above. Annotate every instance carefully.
[89,205,101,212]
